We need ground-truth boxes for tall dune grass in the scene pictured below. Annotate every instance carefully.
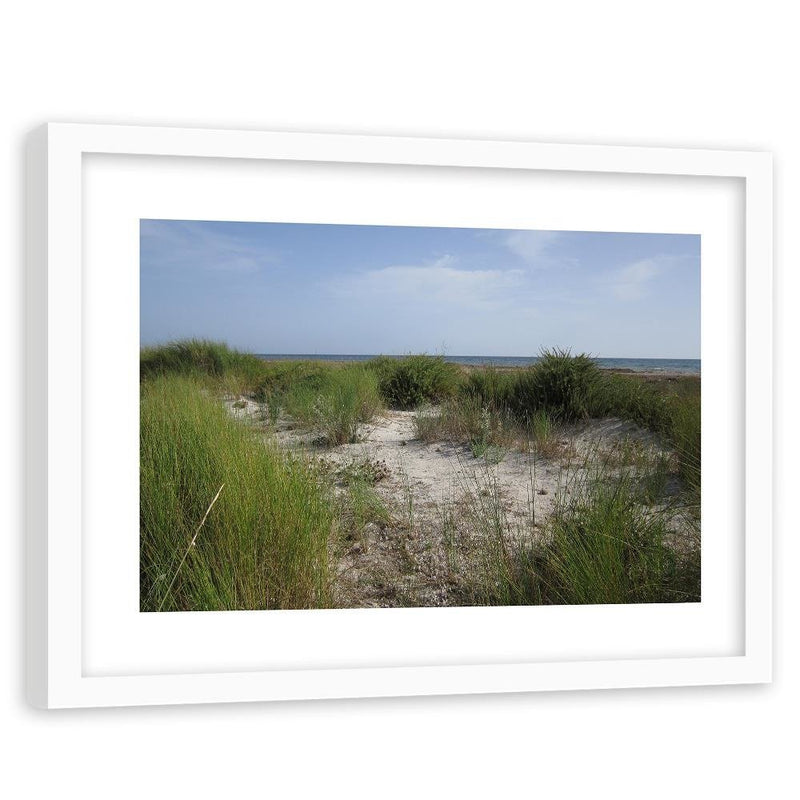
[671,394,701,500]
[529,472,695,605]
[458,465,699,606]
[140,374,333,611]
[459,367,515,410]
[283,364,383,445]
[140,338,267,391]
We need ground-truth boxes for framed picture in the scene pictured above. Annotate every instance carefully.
[26,123,772,708]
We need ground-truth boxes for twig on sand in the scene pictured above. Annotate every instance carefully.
[158,483,225,611]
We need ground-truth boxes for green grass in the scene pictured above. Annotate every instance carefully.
[456,464,699,607]
[528,472,696,605]
[587,372,673,433]
[510,348,601,423]
[369,354,461,409]
[251,360,330,402]
[140,374,334,611]
[528,408,560,458]
[459,367,515,410]
[414,396,515,461]
[282,364,383,445]
[140,339,268,393]
[671,393,701,500]
[339,472,393,542]
[140,340,700,610]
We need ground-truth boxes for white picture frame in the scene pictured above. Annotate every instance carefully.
[26,123,772,708]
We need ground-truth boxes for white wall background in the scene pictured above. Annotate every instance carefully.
[2,2,795,796]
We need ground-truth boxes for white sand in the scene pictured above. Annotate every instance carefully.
[225,397,679,607]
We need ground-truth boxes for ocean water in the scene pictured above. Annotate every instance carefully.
[256,354,701,374]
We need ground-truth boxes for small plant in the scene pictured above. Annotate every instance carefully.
[266,393,281,426]
[414,396,515,459]
[335,457,391,486]
[529,409,559,458]
[339,476,392,542]
[413,405,443,442]
[470,406,492,458]
[399,465,415,531]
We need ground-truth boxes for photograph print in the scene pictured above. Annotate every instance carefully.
[139,220,701,612]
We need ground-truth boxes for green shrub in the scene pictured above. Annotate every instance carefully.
[140,374,333,611]
[370,354,461,409]
[510,348,601,423]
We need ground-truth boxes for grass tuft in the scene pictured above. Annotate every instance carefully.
[140,374,333,611]
[283,364,383,445]
[529,473,694,605]
[140,339,267,392]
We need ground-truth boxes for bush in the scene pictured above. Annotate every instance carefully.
[510,348,601,423]
[370,354,461,409]
[140,374,333,611]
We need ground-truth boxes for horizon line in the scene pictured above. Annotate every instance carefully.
[250,351,701,360]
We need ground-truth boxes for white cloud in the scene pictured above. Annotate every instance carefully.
[609,259,660,300]
[329,255,526,310]
[141,220,279,274]
[504,230,560,265]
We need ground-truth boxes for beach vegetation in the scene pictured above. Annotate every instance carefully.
[509,348,601,423]
[282,364,383,445]
[369,354,461,409]
[140,340,700,611]
[140,373,333,612]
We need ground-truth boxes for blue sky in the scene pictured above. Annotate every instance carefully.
[140,220,700,358]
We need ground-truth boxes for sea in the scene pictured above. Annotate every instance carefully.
[255,354,701,374]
